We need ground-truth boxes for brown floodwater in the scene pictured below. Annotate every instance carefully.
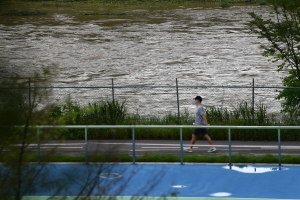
[0,5,286,115]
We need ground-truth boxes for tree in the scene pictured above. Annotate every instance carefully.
[0,71,62,200]
[248,0,300,123]
[0,72,167,200]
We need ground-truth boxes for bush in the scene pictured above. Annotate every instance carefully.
[277,72,300,126]
[3,9,47,16]
[49,98,299,141]
[50,97,129,139]
[258,0,269,5]
[206,102,283,140]
[221,3,230,8]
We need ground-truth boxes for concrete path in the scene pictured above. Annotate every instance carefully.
[18,140,300,157]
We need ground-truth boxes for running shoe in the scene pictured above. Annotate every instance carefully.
[207,147,217,153]
[184,147,193,152]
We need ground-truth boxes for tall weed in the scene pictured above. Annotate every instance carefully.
[49,99,298,141]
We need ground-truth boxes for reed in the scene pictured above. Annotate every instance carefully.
[49,99,299,141]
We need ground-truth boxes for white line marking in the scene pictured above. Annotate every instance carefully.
[261,147,300,149]
[222,149,253,151]
[11,142,300,149]
[261,147,278,149]
[130,150,158,152]
[27,147,83,149]
[14,143,85,146]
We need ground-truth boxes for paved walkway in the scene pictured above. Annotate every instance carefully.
[18,140,300,156]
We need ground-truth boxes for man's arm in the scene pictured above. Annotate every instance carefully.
[202,114,209,125]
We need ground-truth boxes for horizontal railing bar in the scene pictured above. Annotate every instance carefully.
[1,86,300,89]
[27,125,300,130]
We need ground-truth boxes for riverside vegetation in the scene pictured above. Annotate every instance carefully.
[48,98,299,141]
[0,0,270,17]
[1,0,299,165]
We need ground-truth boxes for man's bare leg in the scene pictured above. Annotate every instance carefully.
[204,134,217,152]
[204,134,213,146]
[190,134,197,148]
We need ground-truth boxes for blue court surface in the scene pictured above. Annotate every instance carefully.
[23,163,300,200]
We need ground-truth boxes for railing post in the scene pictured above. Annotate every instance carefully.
[278,129,281,166]
[180,127,184,165]
[28,78,31,111]
[221,84,225,108]
[252,78,255,120]
[132,128,136,165]
[228,128,232,168]
[85,128,88,164]
[112,78,115,102]
[176,78,180,124]
[37,128,40,165]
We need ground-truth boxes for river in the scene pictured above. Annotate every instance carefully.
[0,5,286,115]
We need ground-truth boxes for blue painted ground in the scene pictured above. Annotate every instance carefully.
[29,164,300,199]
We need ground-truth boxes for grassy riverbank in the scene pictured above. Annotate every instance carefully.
[0,0,269,15]
[44,99,300,141]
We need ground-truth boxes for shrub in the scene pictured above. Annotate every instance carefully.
[48,98,299,141]
[3,9,47,16]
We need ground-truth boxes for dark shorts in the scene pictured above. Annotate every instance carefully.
[193,128,208,136]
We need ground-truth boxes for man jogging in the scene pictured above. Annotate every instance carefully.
[184,96,217,153]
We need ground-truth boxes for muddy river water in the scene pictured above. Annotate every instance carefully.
[0,5,286,115]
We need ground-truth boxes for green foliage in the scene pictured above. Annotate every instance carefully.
[49,99,300,141]
[221,0,231,8]
[249,0,300,121]
[249,2,300,76]
[206,102,274,126]
[2,9,47,16]
[51,97,126,125]
[0,72,64,200]
[0,0,262,12]
[258,0,269,5]
[50,98,129,139]
[277,72,300,124]
[206,102,283,140]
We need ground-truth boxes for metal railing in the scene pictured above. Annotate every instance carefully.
[34,125,300,166]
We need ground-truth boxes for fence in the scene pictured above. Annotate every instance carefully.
[1,77,300,118]
[33,125,300,166]
[17,78,300,116]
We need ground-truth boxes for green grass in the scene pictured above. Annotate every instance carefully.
[2,154,299,164]
[46,99,300,141]
[2,9,47,16]
[138,154,300,164]
[0,0,266,13]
